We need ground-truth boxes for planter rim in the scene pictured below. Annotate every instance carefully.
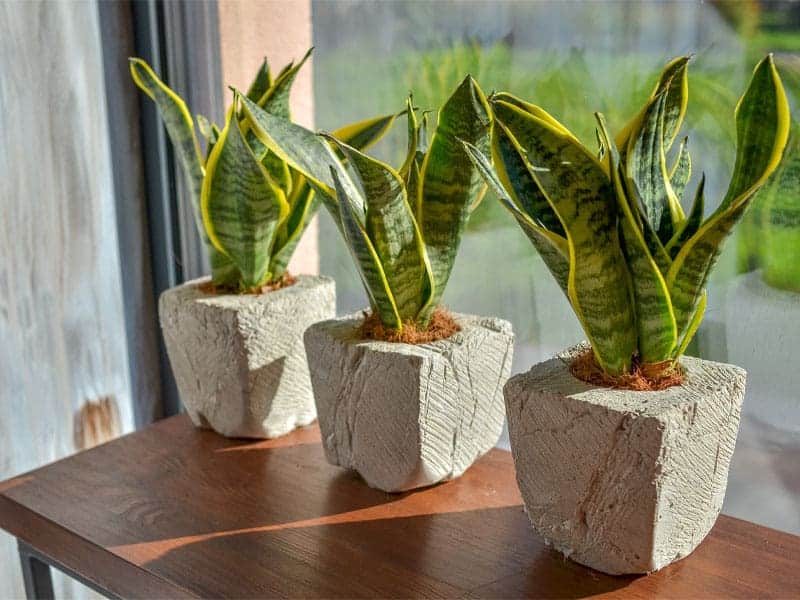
[509,342,746,419]
[307,310,513,354]
[166,274,334,307]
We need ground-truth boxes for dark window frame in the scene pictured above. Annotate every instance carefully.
[100,0,224,419]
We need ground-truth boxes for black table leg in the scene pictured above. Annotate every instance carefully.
[18,541,54,600]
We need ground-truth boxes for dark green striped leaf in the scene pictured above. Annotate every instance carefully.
[624,91,678,244]
[331,112,399,154]
[268,180,318,279]
[668,55,790,338]
[197,114,219,162]
[399,97,418,179]
[201,108,289,289]
[492,120,565,235]
[462,140,570,295]
[597,114,677,363]
[240,94,343,202]
[129,58,204,232]
[256,48,312,119]
[667,174,705,259]
[494,100,636,374]
[324,135,432,323]
[669,136,691,201]
[417,75,491,309]
[616,56,690,152]
[130,58,238,286]
[246,58,272,103]
[331,167,402,330]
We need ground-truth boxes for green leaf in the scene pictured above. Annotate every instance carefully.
[675,291,706,358]
[268,180,318,278]
[616,56,690,152]
[197,114,219,162]
[330,166,401,330]
[417,75,491,309]
[267,109,403,273]
[256,48,312,119]
[324,135,432,323]
[201,103,289,289]
[491,120,565,236]
[669,136,691,201]
[246,58,272,103]
[624,90,678,244]
[197,114,216,142]
[130,57,238,285]
[399,96,418,179]
[210,250,240,289]
[490,92,573,137]
[129,58,204,231]
[668,55,790,338]
[494,100,636,375]
[407,112,430,218]
[666,174,705,259]
[331,112,399,154]
[462,140,570,295]
[597,114,677,363]
[240,94,341,198]
[262,151,293,196]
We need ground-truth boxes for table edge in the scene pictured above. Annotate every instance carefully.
[0,493,197,599]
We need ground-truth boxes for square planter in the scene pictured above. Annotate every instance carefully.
[504,345,746,575]
[304,313,514,492]
[159,275,335,439]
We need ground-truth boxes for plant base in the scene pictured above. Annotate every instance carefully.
[305,312,514,492]
[505,344,745,575]
[159,275,335,438]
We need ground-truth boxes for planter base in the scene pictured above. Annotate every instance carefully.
[305,313,514,492]
[159,275,335,439]
[505,345,745,574]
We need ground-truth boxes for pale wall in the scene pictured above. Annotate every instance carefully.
[217,0,319,276]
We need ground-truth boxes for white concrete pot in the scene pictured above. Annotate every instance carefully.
[304,312,514,492]
[505,345,746,575]
[159,275,335,439]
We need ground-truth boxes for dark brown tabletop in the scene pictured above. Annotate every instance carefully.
[1,414,798,599]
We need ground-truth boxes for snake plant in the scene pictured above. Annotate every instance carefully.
[130,51,397,291]
[238,76,491,331]
[465,55,789,376]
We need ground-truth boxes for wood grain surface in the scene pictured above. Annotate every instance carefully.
[1,415,798,599]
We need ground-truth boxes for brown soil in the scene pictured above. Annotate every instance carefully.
[569,348,684,391]
[197,272,297,296]
[359,307,461,344]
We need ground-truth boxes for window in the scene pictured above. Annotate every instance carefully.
[312,0,800,534]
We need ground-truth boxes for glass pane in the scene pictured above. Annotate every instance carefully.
[312,0,800,534]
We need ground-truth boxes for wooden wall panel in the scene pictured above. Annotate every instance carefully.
[0,1,135,597]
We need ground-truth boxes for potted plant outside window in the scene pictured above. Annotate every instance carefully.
[130,52,396,438]
[464,55,789,574]
[240,77,514,491]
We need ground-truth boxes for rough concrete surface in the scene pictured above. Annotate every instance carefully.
[505,344,746,575]
[159,275,335,438]
[305,312,514,492]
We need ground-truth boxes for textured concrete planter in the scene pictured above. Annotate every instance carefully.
[305,313,514,492]
[505,345,746,575]
[159,275,335,439]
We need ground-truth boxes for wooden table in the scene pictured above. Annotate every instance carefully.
[1,415,798,599]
